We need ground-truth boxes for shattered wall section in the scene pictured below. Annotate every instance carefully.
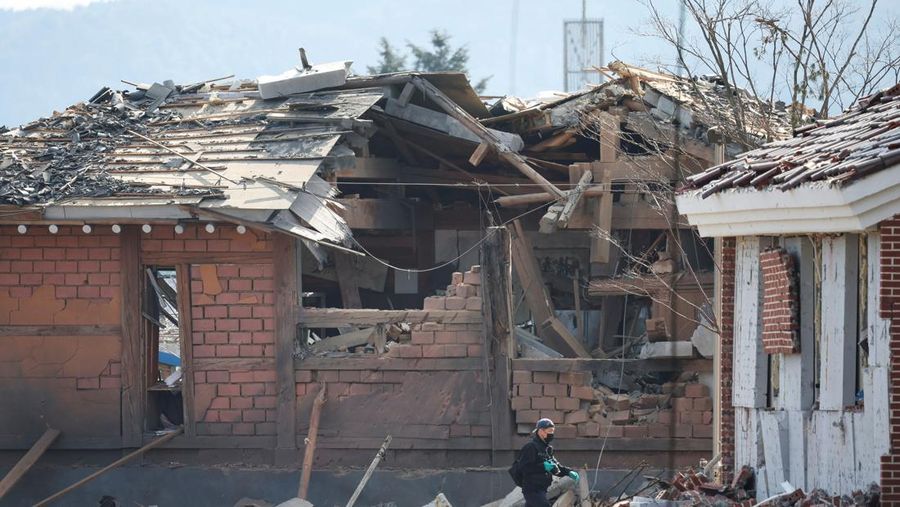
[879,216,900,503]
[0,225,123,444]
[760,247,800,354]
[511,369,713,440]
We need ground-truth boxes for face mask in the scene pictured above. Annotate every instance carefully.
[544,433,554,443]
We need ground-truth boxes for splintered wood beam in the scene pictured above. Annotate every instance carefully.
[590,165,614,265]
[410,76,564,198]
[298,386,326,500]
[468,142,491,167]
[0,428,60,501]
[539,169,593,233]
[310,327,376,353]
[397,82,416,106]
[509,220,590,358]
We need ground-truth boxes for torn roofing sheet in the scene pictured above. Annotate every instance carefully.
[0,80,384,248]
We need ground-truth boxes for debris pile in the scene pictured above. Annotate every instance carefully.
[621,466,882,507]
[513,369,713,439]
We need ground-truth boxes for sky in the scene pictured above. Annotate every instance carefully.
[0,0,896,127]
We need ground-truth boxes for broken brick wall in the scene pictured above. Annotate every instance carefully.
[760,247,800,354]
[879,216,900,503]
[718,237,736,483]
[511,369,712,440]
[142,224,276,438]
[0,225,122,444]
[293,266,491,466]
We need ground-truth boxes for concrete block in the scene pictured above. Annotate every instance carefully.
[465,296,482,311]
[258,60,351,100]
[451,272,464,285]
[444,296,466,310]
[639,341,696,359]
[463,271,481,285]
[423,296,445,310]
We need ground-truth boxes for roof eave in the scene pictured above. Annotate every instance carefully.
[676,164,900,237]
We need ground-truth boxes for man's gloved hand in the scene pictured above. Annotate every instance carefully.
[543,460,555,472]
[568,470,580,482]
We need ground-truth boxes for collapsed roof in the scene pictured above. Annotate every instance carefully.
[0,58,794,249]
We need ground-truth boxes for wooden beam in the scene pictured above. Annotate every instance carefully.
[298,308,481,327]
[334,252,362,308]
[176,263,196,438]
[33,428,183,507]
[0,428,60,501]
[495,185,610,207]
[295,357,482,371]
[556,169,593,229]
[298,386,326,500]
[397,82,416,106]
[410,76,564,198]
[120,225,142,448]
[468,142,491,167]
[509,220,590,358]
[274,233,299,453]
[142,251,271,265]
[481,226,514,463]
[590,164,614,265]
[0,325,121,336]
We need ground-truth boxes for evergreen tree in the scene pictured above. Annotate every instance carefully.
[366,37,407,74]
[369,30,490,93]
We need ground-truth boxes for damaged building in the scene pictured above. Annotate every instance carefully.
[0,56,791,505]
[678,84,900,503]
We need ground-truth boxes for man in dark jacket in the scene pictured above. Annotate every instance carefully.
[516,418,580,506]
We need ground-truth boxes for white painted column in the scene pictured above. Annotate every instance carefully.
[819,234,858,410]
[732,236,768,408]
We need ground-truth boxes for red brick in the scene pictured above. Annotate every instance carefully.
[216,345,239,357]
[577,421,601,437]
[512,370,532,384]
[218,384,241,396]
[467,344,483,357]
[556,397,579,411]
[684,383,709,398]
[554,424,576,439]
[99,376,120,389]
[511,397,531,410]
[693,397,713,411]
[570,385,595,401]
[565,410,590,425]
[623,425,648,438]
[241,383,265,396]
[434,331,457,344]
[206,371,229,383]
[443,344,467,357]
[242,409,266,422]
[516,410,541,424]
[517,384,542,396]
[194,345,216,358]
[533,371,558,383]
[210,397,230,409]
[219,410,242,422]
[532,397,555,410]
[672,397,693,412]
[693,424,713,438]
[76,377,99,389]
[543,384,568,396]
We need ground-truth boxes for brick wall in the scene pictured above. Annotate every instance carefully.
[760,247,800,354]
[879,216,900,502]
[143,224,276,438]
[0,225,123,440]
[719,237,736,483]
[511,370,713,440]
[292,266,491,450]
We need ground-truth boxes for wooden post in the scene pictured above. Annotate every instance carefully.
[298,385,326,499]
[0,428,59,501]
[175,264,196,438]
[274,233,299,457]
[120,225,143,447]
[482,226,514,462]
[345,435,392,507]
[34,428,182,507]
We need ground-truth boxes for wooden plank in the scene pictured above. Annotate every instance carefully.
[34,429,183,507]
[786,410,808,490]
[557,169,593,229]
[397,82,415,106]
[175,263,196,438]
[468,142,490,167]
[310,327,375,353]
[0,325,121,336]
[482,226,514,462]
[297,308,481,327]
[509,220,588,357]
[733,408,759,478]
[274,233,299,452]
[494,183,611,207]
[334,252,362,308]
[731,237,767,408]
[819,234,858,410]
[295,357,482,371]
[120,225,143,448]
[410,76,564,198]
[759,411,787,494]
[0,428,60,501]
[298,386,326,499]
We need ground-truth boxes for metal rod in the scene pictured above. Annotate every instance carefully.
[345,435,392,507]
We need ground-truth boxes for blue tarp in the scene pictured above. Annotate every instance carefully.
[159,350,181,367]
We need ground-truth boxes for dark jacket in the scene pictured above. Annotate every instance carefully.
[517,435,571,492]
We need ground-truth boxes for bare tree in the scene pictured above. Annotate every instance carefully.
[641,0,899,131]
